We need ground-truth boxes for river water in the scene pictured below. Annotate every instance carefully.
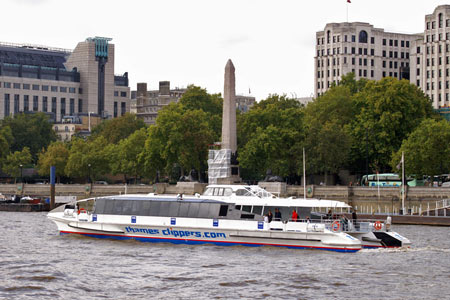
[0,212,448,300]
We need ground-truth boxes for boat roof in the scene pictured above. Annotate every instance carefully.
[81,194,228,205]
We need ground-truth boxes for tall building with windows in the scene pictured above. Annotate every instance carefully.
[0,37,130,122]
[410,5,450,109]
[315,22,421,97]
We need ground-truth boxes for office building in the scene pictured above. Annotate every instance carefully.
[0,37,130,122]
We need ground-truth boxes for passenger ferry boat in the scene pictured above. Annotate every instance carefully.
[198,184,411,249]
[47,194,361,253]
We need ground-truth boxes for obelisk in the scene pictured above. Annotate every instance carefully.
[221,59,237,153]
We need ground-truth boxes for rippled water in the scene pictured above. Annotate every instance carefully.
[0,212,449,300]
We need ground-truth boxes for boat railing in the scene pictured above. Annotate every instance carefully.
[275,218,388,233]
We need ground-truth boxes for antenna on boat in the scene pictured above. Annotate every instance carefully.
[303,147,306,200]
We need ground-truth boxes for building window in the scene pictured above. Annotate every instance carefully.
[78,99,83,113]
[359,31,368,43]
[394,40,398,47]
[382,39,386,46]
[352,35,356,42]
[51,97,57,114]
[14,94,19,114]
[32,84,39,91]
[370,70,374,77]
[33,96,38,111]
[371,59,374,67]
[51,86,58,92]
[114,102,118,118]
[383,61,386,68]
[13,83,20,89]
[42,85,49,91]
[60,87,67,93]
[24,95,29,111]
[70,98,75,115]
[389,39,393,46]
[417,46,421,54]
[371,37,375,44]
[352,47,355,54]
[120,91,127,97]
[417,80,420,86]
[352,57,355,65]
[432,21,436,29]
[382,50,386,57]
[417,69,420,76]
[23,84,30,90]
[439,13,443,28]
[43,96,48,112]
[406,41,409,48]
[4,94,10,117]
[69,87,76,93]
[61,98,66,117]
[114,91,119,97]
[401,40,405,47]
[370,49,374,55]
[121,102,126,116]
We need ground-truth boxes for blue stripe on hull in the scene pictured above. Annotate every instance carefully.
[60,231,360,253]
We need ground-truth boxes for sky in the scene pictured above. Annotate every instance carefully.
[2,0,450,101]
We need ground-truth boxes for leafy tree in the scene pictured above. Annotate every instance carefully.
[391,119,450,178]
[237,95,305,180]
[349,77,435,172]
[1,113,57,160]
[178,85,223,140]
[65,137,111,181]
[108,127,148,182]
[144,105,215,177]
[37,141,69,183]
[0,126,13,167]
[303,85,355,182]
[3,147,32,183]
[91,113,146,144]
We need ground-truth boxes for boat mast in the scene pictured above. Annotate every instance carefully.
[303,147,306,200]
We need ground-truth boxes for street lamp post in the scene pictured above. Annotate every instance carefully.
[88,163,91,183]
[19,164,23,183]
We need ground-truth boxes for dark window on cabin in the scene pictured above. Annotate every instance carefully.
[150,201,162,216]
[131,201,142,215]
[242,205,252,212]
[252,206,263,215]
[168,202,180,216]
[235,205,241,210]
[159,202,170,216]
[219,205,228,216]
[240,214,255,219]
[188,202,200,218]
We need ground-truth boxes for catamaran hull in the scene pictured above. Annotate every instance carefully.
[349,231,411,249]
[50,219,361,253]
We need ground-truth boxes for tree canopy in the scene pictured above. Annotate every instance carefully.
[91,113,146,144]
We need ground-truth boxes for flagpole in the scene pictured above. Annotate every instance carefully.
[303,147,306,200]
[347,2,349,23]
[402,151,405,215]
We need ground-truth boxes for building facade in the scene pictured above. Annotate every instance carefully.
[315,22,420,97]
[0,37,130,122]
[134,81,186,125]
[410,5,450,109]
[315,5,450,111]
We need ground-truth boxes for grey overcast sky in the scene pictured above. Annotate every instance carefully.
[2,0,450,100]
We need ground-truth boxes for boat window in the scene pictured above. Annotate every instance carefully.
[121,200,133,215]
[141,200,151,216]
[252,206,263,215]
[131,200,142,215]
[187,202,200,218]
[94,198,106,214]
[219,205,228,216]
[159,202,170,216]
[103,199,115,214]
[213,188,225,196]
[203,188,213,196]
[168,202,180,217]
[235,189,248,196]
[223,188,232,196]
[198,203,211,218]
[149,201,162,216]
[178,202,190,217]
[235,205,241,210]
[208,203,220,217]
[242,205,252,213]
[240,214,255,219]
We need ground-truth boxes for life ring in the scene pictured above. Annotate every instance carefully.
[78,208,87,215]
[374,221,382,230]
[331,220,340,232]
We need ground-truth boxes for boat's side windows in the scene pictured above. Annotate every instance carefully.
[121,200,133,215]
[168,202,180,217]
[141,201,151,216]
[235,205,241,210]
[203,188,213,196]
[104,199,115,214]
[252,206,263,215]
[236,189,247,196]
[187,202,200,218]
[219,205,228,217]
[94,199,106,214]
[131,200,142,215]
[178,202,190,217]
[242,205,252,213]
[197,203,211,218]
[224,189,232,196]
[159,202,170,216]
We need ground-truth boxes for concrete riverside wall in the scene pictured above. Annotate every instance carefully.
[1,182,448,214]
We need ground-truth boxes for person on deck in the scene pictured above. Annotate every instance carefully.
[274,208,282,221]
[291,209,298,222]
[268,210,273,223]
